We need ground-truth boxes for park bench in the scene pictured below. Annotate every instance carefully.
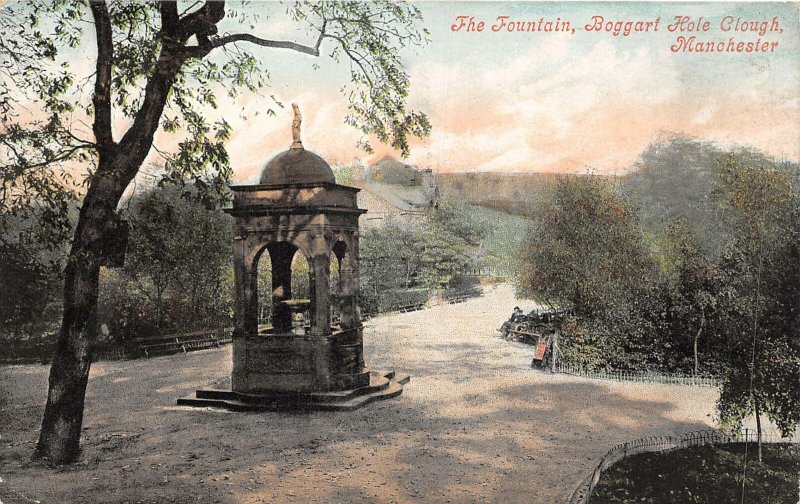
[397,302,426,313]
[504,326,554,369]
[443,295,470,304]
[505,326,540,345]
[134,327,233,358]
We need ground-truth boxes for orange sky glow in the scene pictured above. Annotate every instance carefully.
[216,2,800,181]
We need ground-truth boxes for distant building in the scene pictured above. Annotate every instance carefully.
[340,156,438,229]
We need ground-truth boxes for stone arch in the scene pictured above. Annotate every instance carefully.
[255,243,273,326]
[247,234,320,335]
[247,233,313,267]
[253,240,298,333]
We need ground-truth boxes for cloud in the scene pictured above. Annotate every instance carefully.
[396,39,688,173]
[391,36,798,174]
[133,16,800,180]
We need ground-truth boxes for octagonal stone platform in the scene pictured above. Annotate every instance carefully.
[178,370,409,412]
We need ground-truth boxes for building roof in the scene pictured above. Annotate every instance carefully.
[259,147,336,185]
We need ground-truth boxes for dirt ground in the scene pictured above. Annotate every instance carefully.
[0,285,719,504]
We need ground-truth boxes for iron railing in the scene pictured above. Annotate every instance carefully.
[567,428,800,504]
[554,361,718,387]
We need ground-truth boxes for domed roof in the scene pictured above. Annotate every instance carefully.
[259,147,335,185]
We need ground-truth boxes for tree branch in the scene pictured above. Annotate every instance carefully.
[1,142,95,172]
[210,19,327,57]
[88,0,114,150]
[323,33,374,87]
[117,48,189,175]
[210,33,322,56]
[178,1,225,43]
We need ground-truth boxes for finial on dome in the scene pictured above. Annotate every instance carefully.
[290,103,303,150]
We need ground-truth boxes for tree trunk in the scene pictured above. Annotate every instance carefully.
[693,310,705,375]
[34,172,121,463]
[34,50,184,463]
[754,396,762,463]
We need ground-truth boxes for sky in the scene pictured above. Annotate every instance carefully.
[215,1,800,181]
[7,1,800,181]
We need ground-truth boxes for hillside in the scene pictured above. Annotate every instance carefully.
[436,172,568,217]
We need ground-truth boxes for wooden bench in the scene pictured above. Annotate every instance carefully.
[397,302,426,313]
[135,328,233,358]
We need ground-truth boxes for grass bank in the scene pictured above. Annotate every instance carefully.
[591,442,800,503]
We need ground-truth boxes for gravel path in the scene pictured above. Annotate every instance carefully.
[0,285,718,504]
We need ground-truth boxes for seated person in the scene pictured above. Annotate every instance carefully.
[499,307,525,335]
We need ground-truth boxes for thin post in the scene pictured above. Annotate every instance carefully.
[551,333,558,373]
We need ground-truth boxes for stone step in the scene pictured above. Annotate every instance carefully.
[308,380,405,412]
[177,370,409,412]
[309,372,391,403]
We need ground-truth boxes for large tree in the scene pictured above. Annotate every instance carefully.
[664,218,721,374]
[713,150,799,459]
[520,175,655,318]
[0,0,430,464]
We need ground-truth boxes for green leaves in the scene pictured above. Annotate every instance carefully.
[2,1,431,245]
[522,175,656,319]
[521,144,799,396]
[98,182,233,338]
[289,1,431,157]
[712,151,800,439]
[2,0,433,336]
[360,216,477,305]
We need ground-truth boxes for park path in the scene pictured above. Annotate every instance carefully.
[0,285,718,504]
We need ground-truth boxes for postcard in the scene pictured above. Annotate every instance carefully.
[1,2,798,503]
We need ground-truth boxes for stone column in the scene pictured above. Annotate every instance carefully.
[232,232,259,393]
[310,253,330,336]
[235,233,260,337]
[232,234,247,337]
[338,257,357,329]
[339,231,361,329]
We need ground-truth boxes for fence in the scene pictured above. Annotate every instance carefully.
[505,329,720,387]
[553,361,718,387]
[567,428,800,504]
[459,265,508,278]
[362,290,481,320]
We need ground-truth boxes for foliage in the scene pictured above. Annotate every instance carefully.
[360,288,429,316]
[711,151,800,438]
[331,163,358,186]
[457,203,530,278]
[359,216,480,314]
[0,1,432,258]
[591,443,800,504]
[520,175,656,319]
[518,142,799,418]
[0,241,63,340]
[0,0,432,463]
[429,200,490,247]
[662,219,724,374]
[623,135,728,254]
[0,196,78,341]
[518,175,678,374]
[517,142,799,445]
[96,183,233,341]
